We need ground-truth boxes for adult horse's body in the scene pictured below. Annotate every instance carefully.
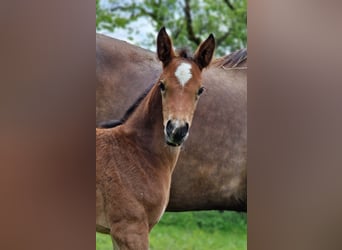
[96,33,247,212]
[96,28,215,249]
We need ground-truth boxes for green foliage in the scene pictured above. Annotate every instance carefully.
[96,0,247,55]
[96,211,247,250]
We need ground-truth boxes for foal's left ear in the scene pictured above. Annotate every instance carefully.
[194,34,215,70]
[157,27,175,67]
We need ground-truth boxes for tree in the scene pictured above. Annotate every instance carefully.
[96,0,246,55]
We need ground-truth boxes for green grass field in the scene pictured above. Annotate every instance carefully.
[96,211,247,250]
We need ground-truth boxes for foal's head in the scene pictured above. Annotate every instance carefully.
[156,27,215,146]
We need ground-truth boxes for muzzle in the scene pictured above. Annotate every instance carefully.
[164,120,189,147]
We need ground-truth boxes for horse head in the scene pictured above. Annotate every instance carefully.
[156,27,215,146]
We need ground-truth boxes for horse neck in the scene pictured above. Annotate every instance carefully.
[123,83,180,168]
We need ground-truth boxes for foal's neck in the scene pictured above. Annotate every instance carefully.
[123,83,180,166]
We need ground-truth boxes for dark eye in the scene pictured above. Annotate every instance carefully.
[159,82,166,92]
[197,87,205,96]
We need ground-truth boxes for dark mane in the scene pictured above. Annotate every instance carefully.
[98,83,154,129]
[211,48,247,68]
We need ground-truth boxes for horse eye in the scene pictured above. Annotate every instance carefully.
[159,82,166,92]
[197,87,205,96]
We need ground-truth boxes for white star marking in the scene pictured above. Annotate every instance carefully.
[175,63,192,86]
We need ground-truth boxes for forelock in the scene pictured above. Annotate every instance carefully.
[176,48,193,59]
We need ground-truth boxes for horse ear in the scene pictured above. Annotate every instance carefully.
[194,34,215,70]
[157,27,175,67]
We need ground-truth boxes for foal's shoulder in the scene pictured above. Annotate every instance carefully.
[96,126,127,146]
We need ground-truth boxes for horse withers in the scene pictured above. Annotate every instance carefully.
[96,27,215,249]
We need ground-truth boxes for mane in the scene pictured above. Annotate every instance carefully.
[98,83,154,129]
[211,48,247,69]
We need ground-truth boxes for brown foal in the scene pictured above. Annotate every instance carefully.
[96,27,215,249]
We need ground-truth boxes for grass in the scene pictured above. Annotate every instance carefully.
[96,211,247,250]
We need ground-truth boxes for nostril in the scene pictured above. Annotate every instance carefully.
[166,120,189,141]
[180,123,189,138]
[166,120,173,136]
[185,122,189,131]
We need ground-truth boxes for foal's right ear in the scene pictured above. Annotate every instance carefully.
[157,27,175,67]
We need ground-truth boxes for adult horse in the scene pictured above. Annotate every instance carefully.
[96,33,247,212]
[97,27,215,249]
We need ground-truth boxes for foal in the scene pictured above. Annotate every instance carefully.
[96,27,215,249]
